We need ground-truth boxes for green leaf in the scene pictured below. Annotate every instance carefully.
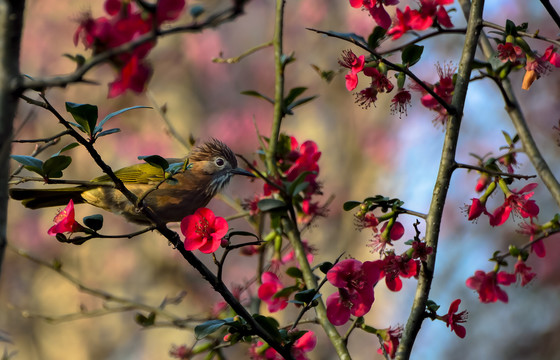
[195,318,235,339]
[401,45,424,67]
[505,19,517,36]
[138,155,169,171]
[190,4,205,17]
[310,64,337,83]
[317,261,333,274]
[368,26,387,50]
[287,170,314,196]
[241,90,275,104]
[285,267,303,279]
[294,289,321,304]
[56,143,80,155]
[284,87,307,108]
[96,128,121,138]
[253,315,281,341]
[286,96,317,112]
[10,155,44,174]
[321,31,368,48]
[343,201,361,211]
[43,155,72,179]
[83,214,104,231]
[97,105,151,132]
[257,199,287,212]
[65,102,98,136]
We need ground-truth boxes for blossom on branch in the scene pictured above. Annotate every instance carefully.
[377,253,418,292]
[465,270,516,303]
[326,259,380,325]
[377,326,403,358]
[490,183,539,227]
[258,272,289,313]
[47,199,84,236]
[180,208,228,254]
[441,299,468,338]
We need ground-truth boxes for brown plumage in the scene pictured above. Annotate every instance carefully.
[10,139,254,224]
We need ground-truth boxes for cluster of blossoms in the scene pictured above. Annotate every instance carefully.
[496,34,560,90]
[338,50,412,117]
[467,180,540,227]
[466,262,536,303]
[74,0,186,97]
[245,135,325,224]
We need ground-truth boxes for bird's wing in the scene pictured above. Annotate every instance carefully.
[92,158,186,184]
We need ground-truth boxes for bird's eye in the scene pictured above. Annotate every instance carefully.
[215,157,225,167]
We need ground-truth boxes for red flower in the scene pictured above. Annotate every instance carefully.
[411,240,433,261]
[467,198,488,221]
[355,67,394,109]
[465,270,516,303]
[258,272,289,313]
[441,299,468,338]
[349,0,399,29]
[390,89,412,117]
[497,43,523,63]
[387,6,413,40]
[514,259,536,286]
[285,139,322,196]
[518,221,545,257]
[156,0,186,24]
[326,259,380,325]
[339,50,365,91]
[47,200,84,236]
[108,56,153,98]
[489,183,539,227]
[377,326,402,358]
[291,331,317,360]
[377,254,418,292]
[180,207,228,254]
[409,0,454,30]
[413,62,455,125]
[475,173,491,192]
[169,344,192,359]
[542,45,560,67]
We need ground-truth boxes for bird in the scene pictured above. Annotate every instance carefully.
[9,139,255,224]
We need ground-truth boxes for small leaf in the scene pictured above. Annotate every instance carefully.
[253,315,282,341]
[505,19,517,36]
[368,26,387,50]
[287,96,318,112]
[190,4,205,17]
[65,102,98,136]
[285,267,303,279]
[56,143,80,155]
[10,155,44,172]
[284,87,307,107]
[195,319,232,339]
[135,312,156,327]
[97,105,151,130]
[310,64,337,83]
[317,261,333,274]
[43,155,72,179]
[83,214,104,231]
[138,155,169,171]
[96,128,121,138]
[294,289,321,304]
[241,90,275,104]
[343,201,361,211]
[401,45,424,67]
[257,199,287,212]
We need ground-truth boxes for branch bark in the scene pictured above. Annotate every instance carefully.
[396,0,485,358]
[0,0,25,278]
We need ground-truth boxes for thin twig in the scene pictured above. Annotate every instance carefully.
[482,21,560,47]
[212,41,273,63]
[455,162,537,180]
[378,28,467,55]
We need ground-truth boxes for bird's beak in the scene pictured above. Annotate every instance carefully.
[231,167,256,177]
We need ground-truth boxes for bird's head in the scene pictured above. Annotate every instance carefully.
[189,139,254,195]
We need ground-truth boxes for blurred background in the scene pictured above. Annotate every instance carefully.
[2,0,560,359]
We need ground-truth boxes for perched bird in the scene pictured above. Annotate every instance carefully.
[10,139,254,224]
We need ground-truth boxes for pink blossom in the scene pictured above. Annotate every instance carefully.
[377,254,418,292]
[339,50,365,91]
[441,299,468,338]
[47,200,84,236]
[377,326,402,358]
[497,43,523,63]
[180,207,228,254]
[390,89,412,117]
[542,45,560,67]
[326,259,380,325]
[465,270,516,303]
[514,259,536,286]
[489,183,539,227]
[258,272,289,313]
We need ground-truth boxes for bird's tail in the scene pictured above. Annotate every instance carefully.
[9,187,86,209]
